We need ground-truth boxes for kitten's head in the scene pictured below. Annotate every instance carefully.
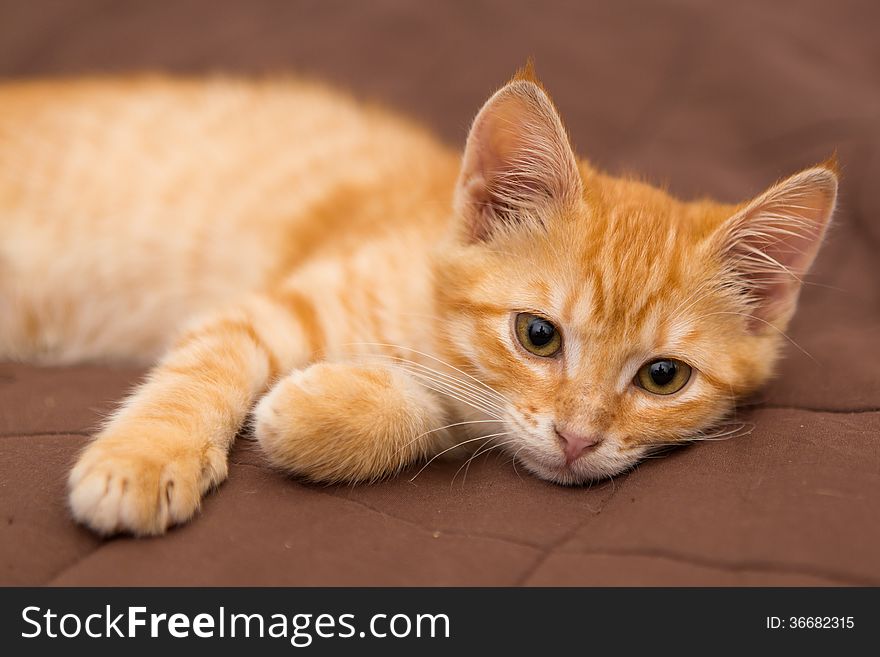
[434,69,837,484]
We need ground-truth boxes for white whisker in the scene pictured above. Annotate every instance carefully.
[346,341,508,403]
[392,419,503,456]
[452,437,517,486]
[409,431,513,482]
[695,311,817,363]
[368,353,509,411]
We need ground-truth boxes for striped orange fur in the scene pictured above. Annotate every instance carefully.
[0,73,836,535]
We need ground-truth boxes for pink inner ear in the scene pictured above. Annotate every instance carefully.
[724,168,837,330]
[454,81,582,242]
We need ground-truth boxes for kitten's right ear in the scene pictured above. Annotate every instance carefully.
[714,163,838,331]
[454,73,583,242]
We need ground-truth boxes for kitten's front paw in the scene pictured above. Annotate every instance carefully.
[68,433,227,536]
[254,363,447,483]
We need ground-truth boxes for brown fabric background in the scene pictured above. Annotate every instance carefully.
[0,0,878,586]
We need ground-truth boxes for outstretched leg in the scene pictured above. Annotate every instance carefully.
[68,294,310,535]
[254,361,451,483]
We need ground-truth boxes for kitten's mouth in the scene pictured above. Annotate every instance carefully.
[513,448,610,486]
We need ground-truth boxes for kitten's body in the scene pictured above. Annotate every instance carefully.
[0,73,836,535]
[0,76,456,363]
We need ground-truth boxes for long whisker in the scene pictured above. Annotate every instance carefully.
[386,368,509,422]
[409,431,513,482]
[346,342,509,403]
[450,436,499,486]
[354,353,510,422]
[510,446,527,480]
[366,353,509,411]
[392,419,503,457]
[689,422,756,442]
[452,436,517,486]
[638,421,755,451]
[354,352,506,420]
[694,311,817,363]
[403,371,505,420]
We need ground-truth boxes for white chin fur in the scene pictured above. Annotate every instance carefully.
[512,445,641,486]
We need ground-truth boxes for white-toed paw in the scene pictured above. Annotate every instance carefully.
[68,434,227,536]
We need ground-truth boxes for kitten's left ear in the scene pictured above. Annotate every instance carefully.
[716,163,838,331]
[454,70,583,242]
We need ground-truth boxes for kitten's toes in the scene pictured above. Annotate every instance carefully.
[68,435,227,536]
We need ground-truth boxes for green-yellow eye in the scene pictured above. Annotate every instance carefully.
[635,359,692,395]
[515,312,562,358]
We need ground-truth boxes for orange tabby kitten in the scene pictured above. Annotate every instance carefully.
[0,69,836,536]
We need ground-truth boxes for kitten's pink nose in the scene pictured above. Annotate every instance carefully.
[555,428,603,464]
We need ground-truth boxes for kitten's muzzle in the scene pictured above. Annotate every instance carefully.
[554,427,604,465]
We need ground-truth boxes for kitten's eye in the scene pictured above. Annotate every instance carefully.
[635,359,692,395]
[514,313,562,357]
